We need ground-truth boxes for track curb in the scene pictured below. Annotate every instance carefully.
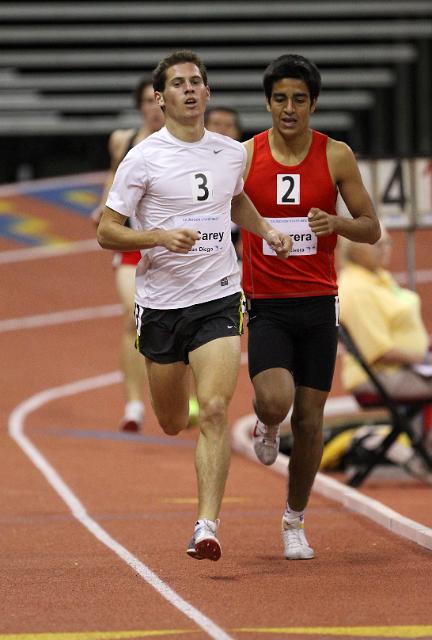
[232,413,432,551]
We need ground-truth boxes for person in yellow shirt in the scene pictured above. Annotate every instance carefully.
[338,226,431,399]
[282,226,432,482]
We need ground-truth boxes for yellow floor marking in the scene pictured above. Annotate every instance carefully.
[4,627,432,640]
[234,627,432,638]
[64,190,99,207]
[162,496,248,504]
[0,210,67,246]
[0,199,16,213]
[0,631,197,640]
[11,218,67,245]
[2,627,432,640]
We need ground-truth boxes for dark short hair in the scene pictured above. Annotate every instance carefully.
[134,77,153,109]
[204,106,242,131]
[152,50,208,93]
[263,54,321,103]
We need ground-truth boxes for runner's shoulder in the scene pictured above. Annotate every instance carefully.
[326,137,357,176]
[124,129,163,159]
[326,137,355,164]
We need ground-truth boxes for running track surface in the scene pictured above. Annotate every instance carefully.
[1,174,431,640]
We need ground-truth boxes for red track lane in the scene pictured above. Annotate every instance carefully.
[1,178,431,638]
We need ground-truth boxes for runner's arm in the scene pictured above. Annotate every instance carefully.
[231,191,292,258]
[308,140,380,243]
[97,208,199,253]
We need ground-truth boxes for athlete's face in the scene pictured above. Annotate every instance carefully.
[206,110,240,140]
[155,63,210,123]
[139,84,165,131]
[267,77,316,138]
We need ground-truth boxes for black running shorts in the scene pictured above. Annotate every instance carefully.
[247,295,339,391]
[135,292,244,364]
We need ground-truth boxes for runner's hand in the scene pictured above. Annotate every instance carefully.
[266,229,292,259]
[308,208,336,236]
[161,228,200,253]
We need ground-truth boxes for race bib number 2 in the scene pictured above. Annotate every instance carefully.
[277,174,300,205]
[263,217,317,256]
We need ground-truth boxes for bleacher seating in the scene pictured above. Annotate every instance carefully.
[0,1,431,182]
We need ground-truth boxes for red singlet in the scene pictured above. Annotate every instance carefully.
[112,250,141,268]
[242,129,338,298]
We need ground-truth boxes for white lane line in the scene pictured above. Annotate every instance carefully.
[232,411,432,551]
[0,239,100,264]
[8,372,234,640]
[0,304,122,333]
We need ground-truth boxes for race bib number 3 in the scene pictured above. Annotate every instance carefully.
[277,174,300,205]
[190,171,213,203]
[263,217,317,256]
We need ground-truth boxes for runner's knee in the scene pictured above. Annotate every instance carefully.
[291,413,322,440]
[255,390,291,425]
[158,418,188,436]
[199,396,228,430]
[156,407,189,435]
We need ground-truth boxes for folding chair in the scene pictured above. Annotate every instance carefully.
[338,324,432,487]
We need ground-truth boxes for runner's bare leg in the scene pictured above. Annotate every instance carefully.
[145,359,190,434]
[115,264,147,404]
[189,336,241,521]
[288,386,328,511]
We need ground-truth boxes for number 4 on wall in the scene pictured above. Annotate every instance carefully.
[381,160,406,209]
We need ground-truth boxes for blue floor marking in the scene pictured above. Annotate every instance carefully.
[0,213,46,246]
[33,425,196,448]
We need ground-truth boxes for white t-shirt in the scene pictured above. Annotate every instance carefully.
[107,126,246,309]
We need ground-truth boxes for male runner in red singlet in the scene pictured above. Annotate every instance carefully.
[242,54,381,559]
[91,79,164,433]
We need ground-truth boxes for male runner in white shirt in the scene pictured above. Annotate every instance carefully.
[97,50,291,561]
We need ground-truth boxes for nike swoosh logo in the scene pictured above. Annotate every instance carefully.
[213,149,223,154]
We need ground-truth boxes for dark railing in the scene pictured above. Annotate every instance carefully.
[0,1,430,182]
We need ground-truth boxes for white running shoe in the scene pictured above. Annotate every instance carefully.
[186,519,221,561]
[119,402,144,433]
[252,420,280,465]
[282,515,315,560]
